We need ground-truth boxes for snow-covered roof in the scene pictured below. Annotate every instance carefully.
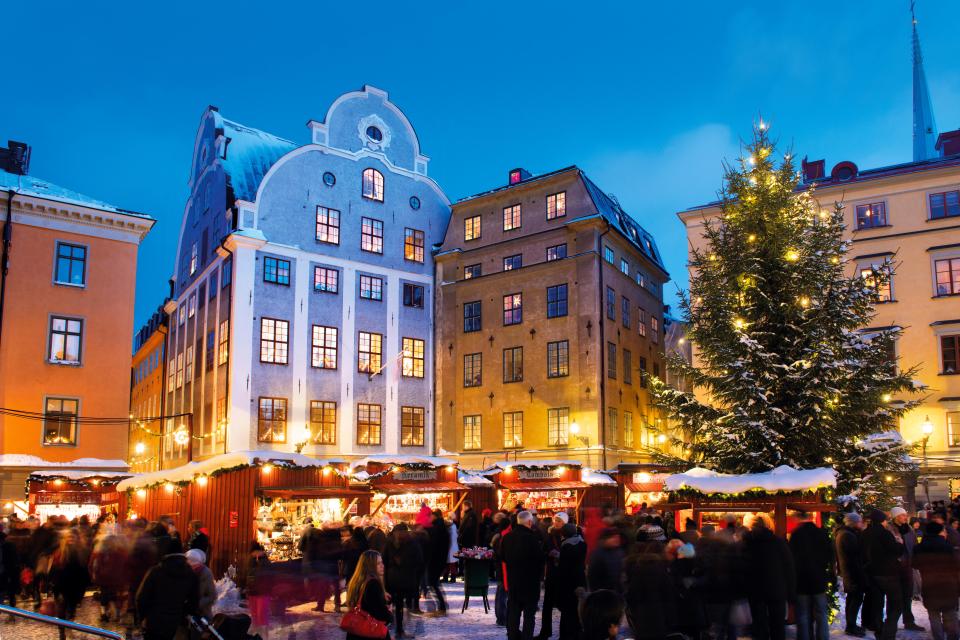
[0,455,128,469]
[664,466,837,494]
[117,450,344,491]
[29,470,130,481]
[215,113,297,203]
[458,471,493,486]
[483,460,582,473]
[582,469,617,486]
[858,431,905,452]
[352,455,456,470]
[0,169,150,218]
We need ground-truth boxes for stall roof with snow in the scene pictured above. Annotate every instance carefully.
[664,466,837,495]
[480,460,581,475]
[0,455,129,470]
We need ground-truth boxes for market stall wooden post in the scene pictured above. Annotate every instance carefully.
[358,456,467,522]
[484,460,589,523]
[27,471,130,521]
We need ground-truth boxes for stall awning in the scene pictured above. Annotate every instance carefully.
[374,482,466,495]
[259,487,369,499]
[500,480,589,492]
[625,482,665,493]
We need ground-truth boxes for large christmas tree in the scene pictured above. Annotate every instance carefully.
[650,124,923,502]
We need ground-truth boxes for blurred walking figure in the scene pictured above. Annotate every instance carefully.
[136,549,199,640]
[741,513,794,640]
[89,531,128,622]
[836,513,868,636]
[48,530,89,622]
[912,522,960,640]
[789,512,834,640]
[863,509,905,640]
[501,511,545,640]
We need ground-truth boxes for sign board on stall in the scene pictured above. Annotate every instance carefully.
[229,511,239,528]
[394,470,438,482]
[518,468,560,480]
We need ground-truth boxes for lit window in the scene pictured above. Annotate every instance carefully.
[48,316,82,364]
[403,283,424,308]
[54,242,86,286]
[548,408,569,446]
[314,266,339,293]
[546,244,567,261]
[856,202,888,229]
[860,265,893,302]
[547,340,569,378]
[464,353,482,387]
[190,243,198,275]
[465,215,481,241]
[503,293,522,325]
[623,348,632,385]
[310,401,337,445]
[358,332,383,374]
[935,258,960,296]
[943,335,960,374]
[638,309,647,337]
[504,254,522,271]
[464,301,481,332]
[402,337,425,378]
[361,217,384,253]
[503,204,521,231]
[184,345,194,380]
[260,318,289,364]
[263,257,291,285]
[176,352,184,388]
[607,342,617,379]
[464,264,481,279]
[606,287,616,320]
[188,294,196,318]
[464,415,482,450]
[547,284,568,318]
[316,206,341,245]
[357,403,382,445]
[624,411,634,446]
[362,168,384,202]
[401,407,425,446]
[620,259,630,275]
[636,271,646,287]
[651,316,659,344]
[948,412,960,448]
[359,275,383,301]
[930,190,960,220]
[607,407,618,446]
[404,228,425,263]
[622,297,631,328]
[503,346,523,383]
[311,325,338,369]
[258,397,287,443]
[43,398,78,445]
[546,192,566,220]
[604,246,614,264]
[217,320,229,365]
[503,412,523,448]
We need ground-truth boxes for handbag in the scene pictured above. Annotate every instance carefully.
[339,580,388,639]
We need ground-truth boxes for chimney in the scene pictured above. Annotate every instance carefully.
[935,130,960,158]
[0,140,31,175]
[801,156,825,182]
[508,168,531,185]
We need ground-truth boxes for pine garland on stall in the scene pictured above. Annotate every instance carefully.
[649,123,924,506]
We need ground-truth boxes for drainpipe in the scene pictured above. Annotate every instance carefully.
[0,190,14,353]
[218,235,234,457]
[597,221,612,470]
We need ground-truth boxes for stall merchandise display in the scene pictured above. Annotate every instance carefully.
[500,489,577,514]
[376,491,454,519]
[255,497,346,562]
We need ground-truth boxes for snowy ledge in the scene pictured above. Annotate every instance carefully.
[582,469,617,486]
[0,455,128,469]
[458,471,493,486]
[664,465,837,495]
[117,450,345,491]
[351,455,457,470]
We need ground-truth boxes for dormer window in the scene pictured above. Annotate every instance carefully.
[362,168,384,202]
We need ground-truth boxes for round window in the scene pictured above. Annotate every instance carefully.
[409,196,421,210]
[322,171,336,187]
[366,126,383,142]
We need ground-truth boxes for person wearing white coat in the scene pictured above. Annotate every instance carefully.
[445,521,460,582]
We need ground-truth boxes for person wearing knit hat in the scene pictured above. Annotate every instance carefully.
[862,507,907,640]
[888,506,923,631]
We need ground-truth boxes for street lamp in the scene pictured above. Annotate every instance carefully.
[295,423,312,454]
[569,421,591,467]
[921,416,934,507]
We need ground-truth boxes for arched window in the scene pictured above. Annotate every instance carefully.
[362,168,384,202]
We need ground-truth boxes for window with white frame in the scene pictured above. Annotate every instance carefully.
[463,415,481,450]
[188,294,197,318]
[624,411,634,447]
[546,192,566,220]
[620,258,630,275]
[257,397,287,443]
[357,403,382,445]
[217,320,229,365]
[503,411,523,448]
[548,407,569,446]
[43,397,78,445]
[184,345,194,380]
[358,332,383,374]
[860,263,893,302]
[935,257,960,296]
[607,407,618,446]
[547,340,569,378]
[310,400,337,445]
[401,406,425,446]
[402,337,425,378]
[503,204,521,231]
[48,316,82,364]
[464,353,482,387]
[362,168,384,202]
[464,215,481,241]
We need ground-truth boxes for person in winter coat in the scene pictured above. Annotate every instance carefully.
[889,506,924,631]
[187,520,210,556]
[669,543,707,639]
[588,527,624,594]
[912,521,960,640]
[185,549,216,621]
[426,510,449,614]
[89,532,128,622]
[862,509,905,640]
[342,526,371,592]
[835,512,868,636]
[480,509,495,548]
[741,513,795,640]
[500,511,546,640]
[127,520,159,622]
[491,513,511,625]
[625,543,677,640]
[366,525,388,556]
[444,519,459,582]
[555,523,586,640]
[538,512,567,640]
[789,512,834,640]
[136,551,199,640]
[384,524,423,638]
[459,501,480,549]
[0,528,21,609]
[345,550,392,640]
[696,528,746,640]
[48,530,89,622]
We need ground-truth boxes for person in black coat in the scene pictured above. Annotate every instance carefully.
[345,550,392,640]
[912,522,960,640]
[459,501,480,549]
[789,513,834,640]
[835,513,868,636]
[426,510,450,614]
[741,514,794,640]
[500,511,546,640]
[862,509,905,640]
[555,523,586,640]
[136,553,199,640]
[588,528,624,594]
[0,529,21,608]
[186,520,210,555]
[384,524,424,638]
[624,543,677,640]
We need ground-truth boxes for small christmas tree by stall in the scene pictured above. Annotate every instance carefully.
[651,122,923,505]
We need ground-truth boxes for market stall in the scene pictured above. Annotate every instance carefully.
[27,470,130,521]
[580,468,618,511]
[614,463,672,513]
[358,456,468,522]
[663,465,837,536]
[483,460,589,522]
[117,451,360,574]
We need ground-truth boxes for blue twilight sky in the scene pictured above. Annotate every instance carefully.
[3,1,958,328]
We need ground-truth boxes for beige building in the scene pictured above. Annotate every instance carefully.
[678,130,960,502]
[435,167,670,469]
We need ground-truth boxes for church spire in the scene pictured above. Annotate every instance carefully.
[912,0,938,161]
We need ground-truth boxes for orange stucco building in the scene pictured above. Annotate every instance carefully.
[0,141,153,501]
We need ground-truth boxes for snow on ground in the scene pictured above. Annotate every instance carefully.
[0,586,935,640]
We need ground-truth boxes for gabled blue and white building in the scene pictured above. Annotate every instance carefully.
[162,86,449,465]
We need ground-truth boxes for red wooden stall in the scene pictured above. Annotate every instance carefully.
[27,471,130,521]
[360,456,469,522]
[484,460,590,523]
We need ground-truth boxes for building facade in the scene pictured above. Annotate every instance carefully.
[162,86,449,466]
[0,141,153,499]
[129,303,169,472]
[435,167,669,469]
